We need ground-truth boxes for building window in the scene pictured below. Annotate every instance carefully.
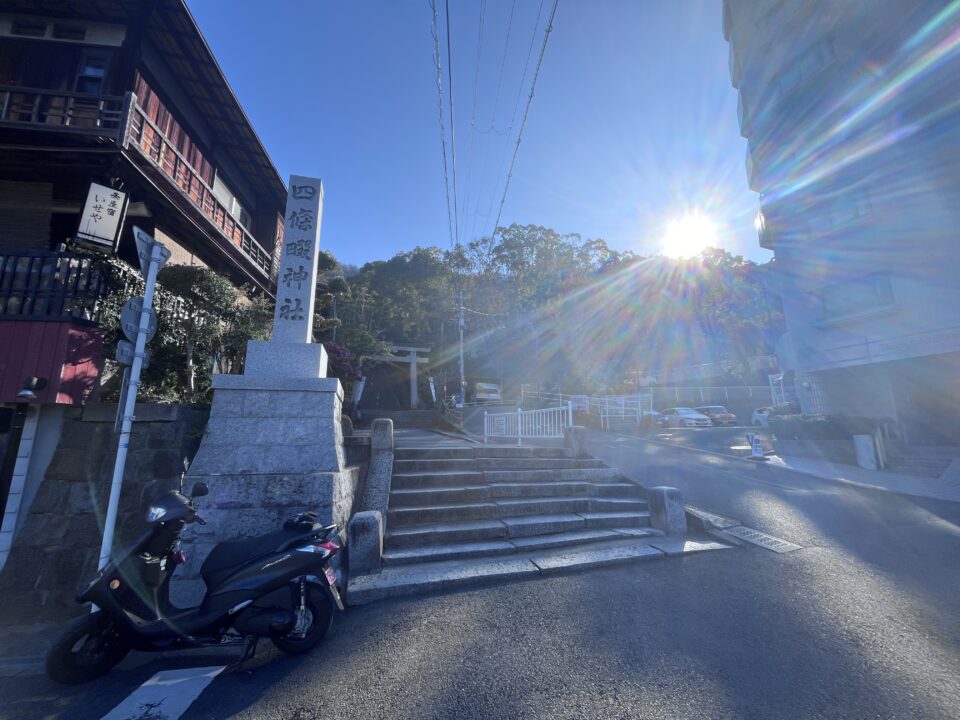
[212,175,252,230]
[10,19,46,37]
[74,49,110,95]
[52,24,86,41]
[819,273,895,323]
[776,37,837,99]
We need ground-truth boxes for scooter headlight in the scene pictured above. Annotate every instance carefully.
[145,505,167,522]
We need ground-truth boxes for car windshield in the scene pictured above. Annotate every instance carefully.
[699,406,727,412]
[677,408,701,415]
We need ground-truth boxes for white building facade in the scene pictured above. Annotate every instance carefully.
[724,0,960,445]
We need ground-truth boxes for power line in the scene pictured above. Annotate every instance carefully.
[444,0,461,247]
[467,0,518,244]
[461,0,487,237]
[488,0,559,242]
[429,0,455,248]
[489,0,518,132]
[481,0,546,239]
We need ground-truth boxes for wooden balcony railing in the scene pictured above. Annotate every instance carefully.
[127,102,274,279]
[0,252,109,323]
[0,86,127,136]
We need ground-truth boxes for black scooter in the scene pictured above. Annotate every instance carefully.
[46,468,344,684]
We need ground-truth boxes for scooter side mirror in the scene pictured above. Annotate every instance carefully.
[190,482,209,498]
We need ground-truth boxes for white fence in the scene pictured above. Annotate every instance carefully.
[520,388,654,426]
[521,385,772,410]
[484,403,573,445]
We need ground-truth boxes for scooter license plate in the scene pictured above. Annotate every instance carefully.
[324,566,337,586]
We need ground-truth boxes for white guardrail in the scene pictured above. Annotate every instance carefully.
[484,403,573,445]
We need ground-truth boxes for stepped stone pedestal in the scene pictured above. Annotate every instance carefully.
[173,174,359,603]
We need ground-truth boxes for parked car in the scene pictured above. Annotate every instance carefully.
[658,407,713,428]
[694,405,738,425]
[752,407,773,427]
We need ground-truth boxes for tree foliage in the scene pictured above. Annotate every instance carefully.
[337,224,783,394]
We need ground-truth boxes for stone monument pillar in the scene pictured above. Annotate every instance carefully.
[174,176,358,602]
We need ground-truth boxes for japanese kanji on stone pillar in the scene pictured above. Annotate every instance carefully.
[243,174,328,378]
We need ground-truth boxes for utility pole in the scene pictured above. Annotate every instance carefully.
[458,289,466,405]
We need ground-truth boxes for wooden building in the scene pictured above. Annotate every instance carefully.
[0,0,286,568]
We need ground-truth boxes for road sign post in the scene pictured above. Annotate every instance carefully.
[97,227,170,573]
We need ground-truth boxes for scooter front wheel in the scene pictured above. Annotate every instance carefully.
[46,611,130,684]
[271,586,334,655]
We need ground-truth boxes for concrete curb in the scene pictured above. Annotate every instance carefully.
[345,534,734,606]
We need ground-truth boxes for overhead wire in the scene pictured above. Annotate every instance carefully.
[467,0,518,244]
[429,0,456,249]
[461,0,487,237]
[487,0,559,243]
[481,0,547,240]
[444,0,461,247]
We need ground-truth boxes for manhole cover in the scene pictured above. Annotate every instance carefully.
[723,525,802,553]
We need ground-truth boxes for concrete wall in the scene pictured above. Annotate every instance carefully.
[0,404,208,624]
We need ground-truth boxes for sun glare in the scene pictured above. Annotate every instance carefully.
[659,214,719,258]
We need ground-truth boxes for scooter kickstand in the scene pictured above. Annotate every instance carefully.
[232,635,258,671]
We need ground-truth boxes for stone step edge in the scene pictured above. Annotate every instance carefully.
[382,527,666,564]
[391,469,623,481]
[387,497,649,519]
[390,481,639,496]
[347,536,733,605]
[384,510,652,538]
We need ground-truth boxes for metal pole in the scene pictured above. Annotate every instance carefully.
[97,241,163,570]
[517,407,522,447]
[568,401,573,427]
[484,411,488,444]
[458,292,466,403]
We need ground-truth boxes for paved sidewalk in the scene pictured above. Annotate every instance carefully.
[768,454,960,502]
[621,428,960,503]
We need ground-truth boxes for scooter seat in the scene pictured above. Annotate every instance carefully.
[201,527,309,587]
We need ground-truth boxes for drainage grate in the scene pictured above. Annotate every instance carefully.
[722,525,802,553]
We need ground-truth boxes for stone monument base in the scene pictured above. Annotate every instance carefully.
[243,339,327,379]
[172,373,355,605]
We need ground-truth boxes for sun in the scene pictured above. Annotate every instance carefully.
[659,214,719,258]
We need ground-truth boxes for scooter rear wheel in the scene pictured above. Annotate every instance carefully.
[271,586,334,655]
[46,611,130,684]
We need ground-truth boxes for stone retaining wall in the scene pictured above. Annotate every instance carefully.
[0,404,208,624]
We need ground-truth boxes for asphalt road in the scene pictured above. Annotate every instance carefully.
[2,433,959,719]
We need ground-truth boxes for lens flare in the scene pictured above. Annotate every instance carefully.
[659,214,719,258]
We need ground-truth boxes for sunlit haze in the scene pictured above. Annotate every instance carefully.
[659,214,719,258]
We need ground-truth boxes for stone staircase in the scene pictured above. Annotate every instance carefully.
[345,442,737,605]
[382,445,657,566]
[359,409,438,429]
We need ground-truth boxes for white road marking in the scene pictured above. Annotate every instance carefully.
[100,665,226,720]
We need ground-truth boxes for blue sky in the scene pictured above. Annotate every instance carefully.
[188,0,769,268]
